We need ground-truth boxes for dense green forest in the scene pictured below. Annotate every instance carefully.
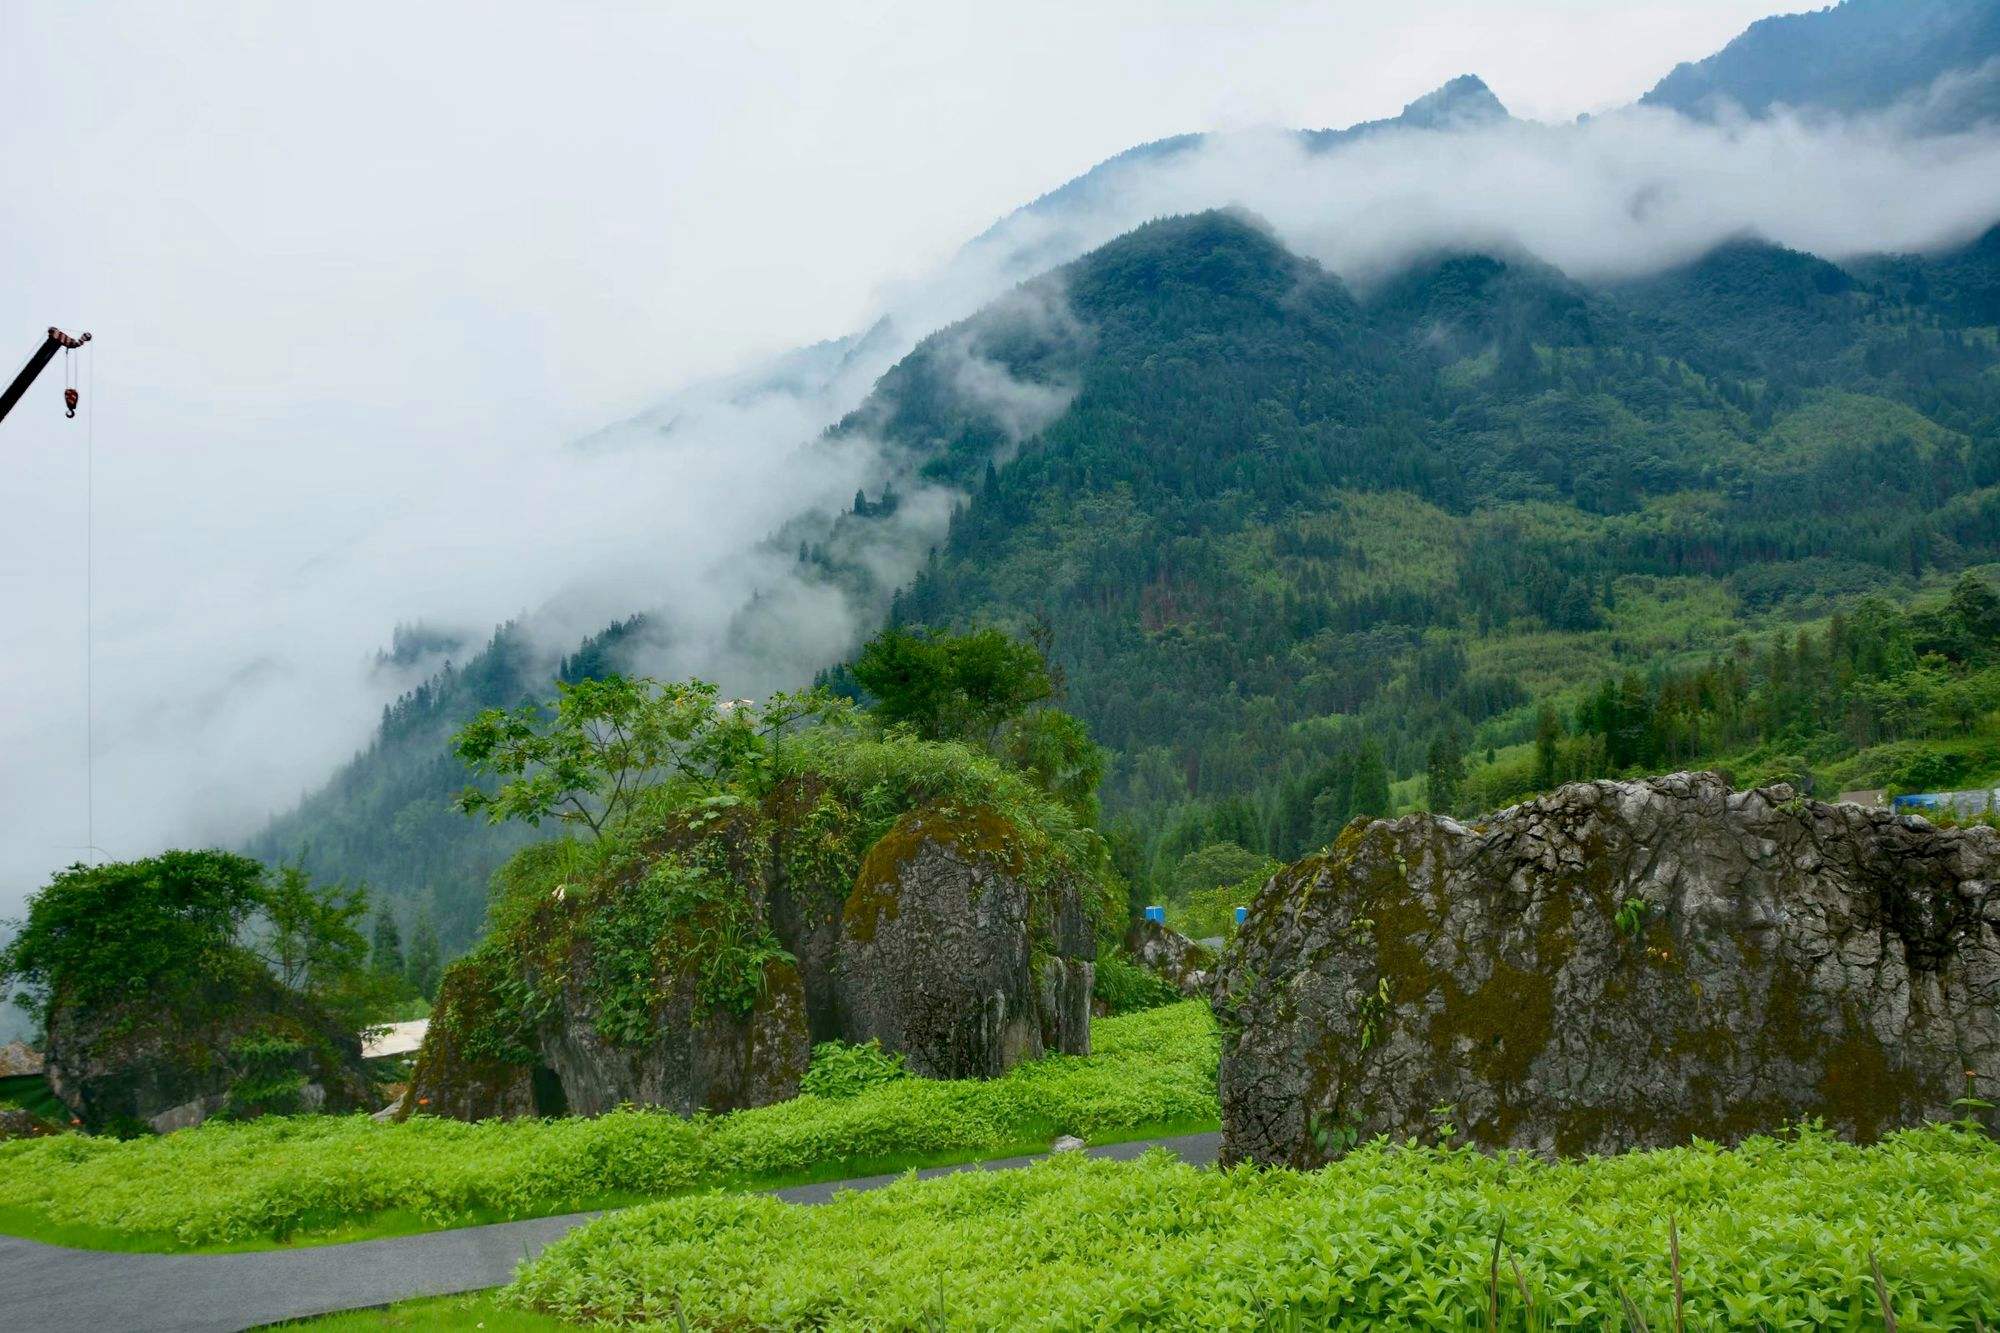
[245,619,650,949]
[877,212,2000,883]
[255,207,2000,951]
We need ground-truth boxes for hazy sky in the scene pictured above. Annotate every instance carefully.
[0,0,1897,914]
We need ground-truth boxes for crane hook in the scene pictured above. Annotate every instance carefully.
[65,387,79,419]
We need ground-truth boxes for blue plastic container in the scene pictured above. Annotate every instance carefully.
[1234,906,1248,925]
[1144,904,1165,923]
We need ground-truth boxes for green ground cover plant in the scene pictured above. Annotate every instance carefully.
[275,1292,570,1331]
[0,1002,1214,1252]
[507,1124,2000,1331]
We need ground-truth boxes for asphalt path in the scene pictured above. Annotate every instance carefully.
[0,1130,1221,1332]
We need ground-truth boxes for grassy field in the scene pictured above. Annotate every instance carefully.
[496,1125,2000,1331]
[0,1003,1216,1253]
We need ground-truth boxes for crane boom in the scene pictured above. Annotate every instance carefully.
[0,327,91,426]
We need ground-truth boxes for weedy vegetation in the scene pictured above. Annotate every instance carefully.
[0,1002,1215,1251]
[506,1123,2000,1331]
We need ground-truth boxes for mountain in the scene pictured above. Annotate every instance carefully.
[258,204,2000,947]
[880,212,2000,852]
[1641,0,2000,129]
[248,4,2000,947]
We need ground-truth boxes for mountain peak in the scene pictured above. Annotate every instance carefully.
[1640,0,2000,126]
[1398,74,1509,130]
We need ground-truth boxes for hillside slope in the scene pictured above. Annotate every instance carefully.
[884,212,2000,854]
[262,207,2000,947]
[1641,0,2000,128]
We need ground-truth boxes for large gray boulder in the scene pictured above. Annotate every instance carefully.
[838,803,1092,1078]
[1214,772,2000,1166]
[766,774,856,1045]
[1126,918,1218,997]
[44,963,375,1135]
[535,954,809,1117]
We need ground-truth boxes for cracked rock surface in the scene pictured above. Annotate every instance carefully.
[1213,772,2000,1166]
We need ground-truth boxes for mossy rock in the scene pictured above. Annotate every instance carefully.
[837,802,1089,1079]
[1214,772,2000,1166]
[535,949,807,1118]
[43,957,374,1134]
[402,948,555,1122]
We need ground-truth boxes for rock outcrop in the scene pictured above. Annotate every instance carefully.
[838,803,1093,1079]
[0,1041,43,1078]
[400,949,558,1122]
[44,964,375,1135]
[536,954,809,1117]
[1215,773,2000,1166]
[409,779,1101,1122]
[1126,919,1218,997]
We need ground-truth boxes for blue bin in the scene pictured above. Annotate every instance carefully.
[1234,906,1248,926]
[1144,904,1165,923]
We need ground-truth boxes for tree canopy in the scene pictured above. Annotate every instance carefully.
[1,852,390,1038]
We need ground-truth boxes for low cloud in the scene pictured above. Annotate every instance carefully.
[4,64,2000,935]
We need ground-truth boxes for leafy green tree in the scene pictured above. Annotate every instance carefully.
[998,709,1106,826]
[1167,842,1270,902]
[454,677,817,836]
[852,627,1052,742]
[405,907,442,1000]
[252,863,386,1033]
[1,852,389,1040]
[1,851,266,1024]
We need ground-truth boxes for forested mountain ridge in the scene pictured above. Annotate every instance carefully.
[247,0,2000,948]
[1641,0,2000,128]
[880,211,2000,862]
[254,207,2000,946]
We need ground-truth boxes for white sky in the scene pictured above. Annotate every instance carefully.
[0,0,1831,912]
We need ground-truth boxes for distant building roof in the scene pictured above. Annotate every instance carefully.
[0,1041,43,1078]
[362,1019,429,1060]
[1893,788,2000,816]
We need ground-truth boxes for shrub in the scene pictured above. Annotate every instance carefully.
[799,1041,908,1100]
[222,1035,308,1120]
[509,1124,2000,1330]
[1091,952,1181,1015]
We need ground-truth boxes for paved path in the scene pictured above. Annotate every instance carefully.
[0,1131,1219,1332]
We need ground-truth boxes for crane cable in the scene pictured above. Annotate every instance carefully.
[82,339,97,864]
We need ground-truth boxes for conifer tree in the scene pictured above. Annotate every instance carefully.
[405,906,441,1000]
[371,908,405,980]
[1426,730,1465,814]
[1351,742,1391,818]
